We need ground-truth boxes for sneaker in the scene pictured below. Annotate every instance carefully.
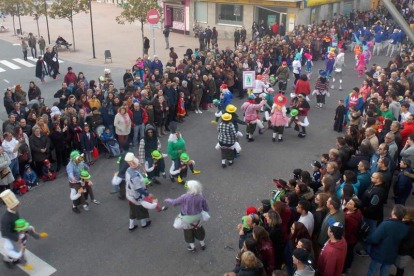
[211,120,217,124]
[278,138,283,142]
[356,250,368,257]
[201,245,206,250]
[72,207,80,214]
[187,246,196,252]
[169,174,175,182]
[162,172,166,179]
[161,206,168,211]
[129,225,138,232]
[248,138,255,142]
[258,128,264,135]
[142,221,152,228]
[198,110,203,114]
[192,170,201,174]
[92,199,100,205]
[177,175,183,183]
[118,195,126,200]
[83,204,89,211]
[222,164,227,168]
[228,161,233,166]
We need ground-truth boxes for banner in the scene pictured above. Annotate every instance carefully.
[306,0,341,7]
[243,71,256,89]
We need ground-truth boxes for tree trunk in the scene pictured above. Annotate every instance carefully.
[71,19,76,52]
[141,20,144,57]
[18,13,22,34]
[12,15,16,36]
[36,18,40,38]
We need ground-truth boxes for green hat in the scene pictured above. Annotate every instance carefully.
[270,76,275,82]
[180,153,190,162]
[80,170,91,180]
[213,99,219,103]
[99,76,105,81]
[144,178,152,185]
[15,219,30,232]
[70,150,80,159]
[151,150,162,160]
[290,109,299,117]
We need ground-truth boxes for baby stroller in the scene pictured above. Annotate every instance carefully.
[94,125,120,158]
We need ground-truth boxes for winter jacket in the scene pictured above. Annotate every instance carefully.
[114,113,131,136]
[317,237,347,276]
[295,80,311,96]
[357,172,371,198]
[400,121,414,145]
[398,221,414,257]
[362,183,386,221]
[344,210,362,244]
[150,60,163,74]
[393,167,414,199]
[131,107,148,127]
[337,181,360,198]
[294,266,315,276]
[29,133,50,162]
[258,241,275,276]
[317,210,345,246]
[367,219,408,265]
[99,105,114,127]
[80,132,95,152]
[87,114,103,129]
[64,72,77,85]
[276,66,289,81]
[346,153,370,172]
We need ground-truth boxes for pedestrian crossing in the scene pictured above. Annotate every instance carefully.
[0,57,64,73]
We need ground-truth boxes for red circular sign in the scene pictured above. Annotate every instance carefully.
[147,9,160,25]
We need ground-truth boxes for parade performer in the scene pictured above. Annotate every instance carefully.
[66,150,90,213]
[304,53,313,80]
[353,45,362,67]
[271,179,288,203]
[270,93,289,142]
[144,150,167,184]
[3,218,48,269]
[217,113,238,168]
[79,171,100,205]
[331,49,345,90]
[264,87,276,126]
[275,61,289,94]
[312,70,330,109]
[324,48,336,78]
[362,42,372,66]
[241,94,266,142]
[355,54,366,78]
[290,94,310,138]
[125,152,167,232]
[1,190,20,246]
[292,51,303,85]
[253,75,268,95]
[164,180,210,252]
[212,84,233,124]
[224,104,245,158]
[170,153,201,183]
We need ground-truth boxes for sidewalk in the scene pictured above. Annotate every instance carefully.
[0,2,233,68]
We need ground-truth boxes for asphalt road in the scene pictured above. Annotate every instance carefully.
[0,38,413,276]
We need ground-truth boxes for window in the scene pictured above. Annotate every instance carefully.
[173,8,184,23]
[195,2,208,23]
[217,4,243,25]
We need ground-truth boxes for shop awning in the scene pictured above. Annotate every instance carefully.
[197,0,301,7]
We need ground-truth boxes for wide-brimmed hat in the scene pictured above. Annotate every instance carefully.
[180,153,190,162]
[318,70,327,78]
[221,113,232,121]
[273,179,287,189]
[0,190,20,209]
[80,170,91,180]
[273,93,287,106]
[70,150,80,159]
[226,105,237,113]
[151,150,162,160]
[290,109,299,116]
[14,219,30,232]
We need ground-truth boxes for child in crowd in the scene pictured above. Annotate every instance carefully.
[102,127,120,157]
[333,99,347,132]
[241,207,258,230]
[23,165,39,188]
[320,154,329,171]
[41,159,56,181]
[271,179,288,203]
[177,91,186,123]
[13,175,28,195]
[311,161,322,185]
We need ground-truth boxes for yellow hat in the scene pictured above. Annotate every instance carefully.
[221,113,232,121]
[0,190,20,209]
[226,104,237,113]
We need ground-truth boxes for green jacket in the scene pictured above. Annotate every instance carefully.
[381,109,395,121]
[167,135,186,160]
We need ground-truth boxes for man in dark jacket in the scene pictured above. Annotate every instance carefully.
[54,83,72,110]
[366,205,408,276]
[337,137,352,171]
[116,142,133,199]
[163,80,177,131]
[86,108,103,131]
[346,144,370,173]
[143,37,150,55]
[99,101,114,133]
[204,26,212,49]
[43,47,52,75]
[394,158,414,205]
[163,26,170,49]
[10,102,27,122]
[28,33,37,58]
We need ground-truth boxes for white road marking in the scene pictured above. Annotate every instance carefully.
[0,67,5,73]
[13,44,21,46]
[0,60,20,69]
[27,57,64,64]
[0,236,57,276]
[4,79,9,83]
[13,58,35,67]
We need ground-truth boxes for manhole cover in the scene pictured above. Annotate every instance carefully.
[178,45,185,47]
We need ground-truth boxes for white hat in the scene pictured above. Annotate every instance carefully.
[0,190,20,209]
[125,152,139,168]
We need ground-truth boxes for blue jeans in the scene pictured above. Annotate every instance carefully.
[132,124,145,147]
[10,158,19,177]
[367,259,392,276]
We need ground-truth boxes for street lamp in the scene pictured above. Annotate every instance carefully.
[43,0,51,44]
[89,0,96,59]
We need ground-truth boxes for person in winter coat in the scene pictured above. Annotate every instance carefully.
[294,74,311,98]
[28,82,41,101]
[366,205,408,276]
[393,158,414,205]
[114,107,131,147]
[80,124,95,166]
[153,96,169,136]
[29,126,50,176]
[35,57,47,83]
[276,61,289,94]
[393,207,414,276]
[253,226,275,276]
[317,219,347,276]
[21,40,29,61]
[150,56,163,74]
[343,198,363,273]
[143,37,150,55]
[99,100,114,133]
[241,94,266,142]
[64,67,77,86]
[344,87,363,113]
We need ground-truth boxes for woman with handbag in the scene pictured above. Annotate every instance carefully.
[12,127,31,176]
[0,146,14,193]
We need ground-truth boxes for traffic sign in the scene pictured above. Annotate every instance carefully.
[147,9,160,25]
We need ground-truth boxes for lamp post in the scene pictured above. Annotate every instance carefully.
[89,0,96,59]
[43,0,51,44]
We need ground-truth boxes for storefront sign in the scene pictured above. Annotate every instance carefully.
[199,0,297,8]
[243,71,256,89]
[288,14,295,32]
[306,0,341,7]
[173,21,185,30]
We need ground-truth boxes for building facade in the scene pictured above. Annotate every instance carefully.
[162,0,372,39]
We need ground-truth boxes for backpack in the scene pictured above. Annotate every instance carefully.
[349,215,370,242]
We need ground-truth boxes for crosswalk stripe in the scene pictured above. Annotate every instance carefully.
[0,235,57,276]
[0,60,21,70]
[0,67,5,72]
[13,58,35,67]
[27,57,64,64]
